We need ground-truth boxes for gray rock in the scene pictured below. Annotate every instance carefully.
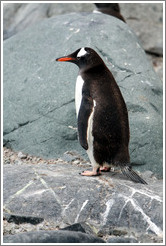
[60,222,96,235]
[107,236,138,243]
[3,3,163,56]
[3,3,51,39]
[61,151,81,162]
[3,3,94,39]
[146,55,163,81]
[3,3,22,39]
[3,13,163,177]
[3,3,163,81]
[3,163,163,243]
[3,230,105,243]
[47,3,94,17]
[120,3,163,55]
[18,151,27,159]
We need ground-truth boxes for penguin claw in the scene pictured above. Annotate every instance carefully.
[100,167,111,172]
[79,169,101,176]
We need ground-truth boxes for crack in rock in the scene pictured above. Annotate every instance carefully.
[95,47,134,73]
[38,98,75,119]
[3,119,39,136]
[3,98,75,136]
[40,137,55,144]
[119,71,142,83]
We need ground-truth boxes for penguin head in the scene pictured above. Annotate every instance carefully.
[56,47,104,71]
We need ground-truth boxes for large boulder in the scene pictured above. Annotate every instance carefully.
[3,13,163,176]
[3,3,163,81]
[3,3,163,57]
[3,3,94,40]
[3,163,163,243]
[120,3,163,55]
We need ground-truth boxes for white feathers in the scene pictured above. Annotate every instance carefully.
[75,76,98,169]
[75,75,84,116]
[93,10,101,14]
[86,100,99,169]
[77,48,87,58]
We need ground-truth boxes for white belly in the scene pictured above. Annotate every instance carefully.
[75,75,84,117]
[75,77,98,168]
[86,100,98,168]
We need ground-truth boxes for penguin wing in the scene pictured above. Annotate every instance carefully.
[77,95,93,150]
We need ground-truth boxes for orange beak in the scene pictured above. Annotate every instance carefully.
[56,57,75,62]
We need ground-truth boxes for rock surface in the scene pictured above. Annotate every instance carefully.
[3,159,163,243]
[120,3,163,55]
[3,230,105,243]
[3,3,163,81]
[3,3,163,55]
[3,13,163,176]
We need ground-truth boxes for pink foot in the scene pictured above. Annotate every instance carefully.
[100,167,111,172]
[80,168,101,176]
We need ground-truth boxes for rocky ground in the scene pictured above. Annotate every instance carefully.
[3,3,163,244]
[3,148,162,243]
[3,147,89,236]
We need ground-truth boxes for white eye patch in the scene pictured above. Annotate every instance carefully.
[77,48,87,57]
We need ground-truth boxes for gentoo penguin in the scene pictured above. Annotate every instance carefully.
[94,3,125,22]
[56,47,147,184]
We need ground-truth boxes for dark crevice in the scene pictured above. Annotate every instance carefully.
[127,103,148,113]
[145,50,163,57]
[18,121,30,127]
[132,142,149,149]
[149,102,160,113]
[119,73,133,83]
[3,139,15,147]
[3,213,44,225]
[38,98,75,118]
[3,118,40,136]
[3,99,75,136]
[126,17,139,20]
[40,137,55,143]
[151,87,162,96]
[95,47,134,73]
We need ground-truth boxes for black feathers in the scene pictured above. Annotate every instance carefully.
[121,166,147,184]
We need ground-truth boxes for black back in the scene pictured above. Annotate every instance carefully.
[79,58,130,165]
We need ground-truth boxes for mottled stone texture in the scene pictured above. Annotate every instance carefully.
[3,3,163,56]
[3,163,163,243]
[3,230,105,243]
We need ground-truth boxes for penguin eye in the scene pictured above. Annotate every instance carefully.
[77,55,86,61]
[80,55,86,59]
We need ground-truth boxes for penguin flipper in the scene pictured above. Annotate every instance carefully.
[121,166,147,184]
[77,95,93,150]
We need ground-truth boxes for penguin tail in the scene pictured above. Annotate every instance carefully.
[121,166,147,184]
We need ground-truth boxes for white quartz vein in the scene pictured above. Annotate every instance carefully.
[75,199,89,223]
[33,168,61,204]
[101,199,115,225]
[118,193,162,236]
